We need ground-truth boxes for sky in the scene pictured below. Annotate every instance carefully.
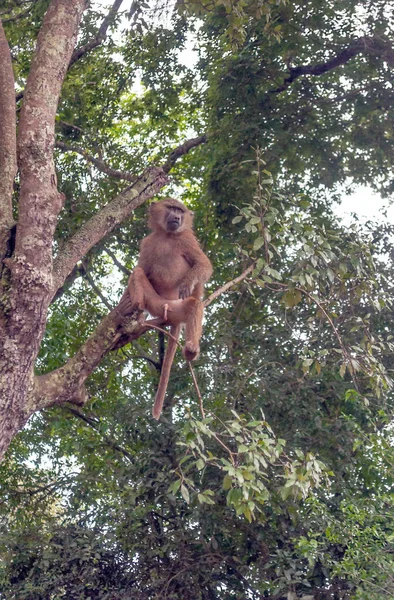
[335,186,394,226]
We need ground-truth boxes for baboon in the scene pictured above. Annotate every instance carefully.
[128,198,212,419]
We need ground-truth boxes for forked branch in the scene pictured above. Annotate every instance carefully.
[69,0,125,67]
[34,263,255,409]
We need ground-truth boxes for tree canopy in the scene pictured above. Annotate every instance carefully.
[0,0,394,598]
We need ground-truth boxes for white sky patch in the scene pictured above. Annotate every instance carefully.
[334,186,394,225]
[178,29,200,68]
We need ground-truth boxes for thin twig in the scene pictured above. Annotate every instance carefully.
[235,361,286,401]
[2,4,32,23]
[144,322,181,346]
[103,246,131,276]
[204,264,255,307]
[66,406,134,461]
[296,286,359,387]
[120,346,160,370]
[212,432,236,466]
[83,270,114,311]
[188,361,205,419]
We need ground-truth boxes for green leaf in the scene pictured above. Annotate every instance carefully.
[196,458,205,471]
[253,236,265,251]
[180,484,190,504]
[223,475,233,490]
[283,289,302,308]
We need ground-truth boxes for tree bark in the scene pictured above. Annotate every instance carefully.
[0,19,17,262]
[33,292,146,409]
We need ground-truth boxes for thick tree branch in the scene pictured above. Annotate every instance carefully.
[273,35,394,94]
[0,20,17,258]
[0,0,88,462]
[33,291,147,409]
[56,141,137,182]
[69,0,125,68]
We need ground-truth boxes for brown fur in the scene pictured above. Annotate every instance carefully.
[128,198,212,419]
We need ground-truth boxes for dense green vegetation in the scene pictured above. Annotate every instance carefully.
[1,0,393,597]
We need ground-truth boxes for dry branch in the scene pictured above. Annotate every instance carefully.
[273,35,394,94]
[56,141,137,182]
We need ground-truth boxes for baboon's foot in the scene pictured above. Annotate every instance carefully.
[183,341,200,361]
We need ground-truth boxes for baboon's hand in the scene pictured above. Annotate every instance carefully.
[179,283,192,299]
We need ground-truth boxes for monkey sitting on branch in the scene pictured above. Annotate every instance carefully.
[127,198,212,420]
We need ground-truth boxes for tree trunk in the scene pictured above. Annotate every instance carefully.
[0,366,33,459]
[0,0,87,459]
